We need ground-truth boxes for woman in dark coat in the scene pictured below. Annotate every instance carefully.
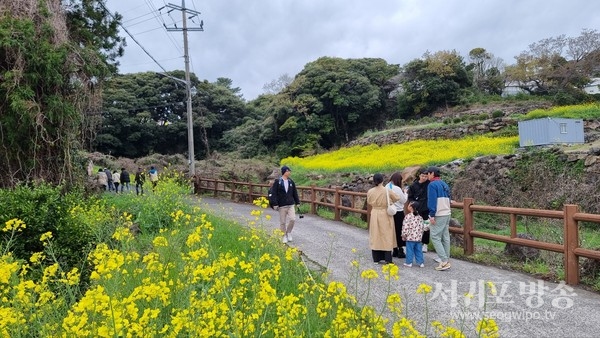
[407,167,430,251]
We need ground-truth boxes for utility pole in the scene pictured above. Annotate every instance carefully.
[161,1,203,177]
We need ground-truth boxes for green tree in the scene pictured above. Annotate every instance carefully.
[98,73,247,159]
[63,0,126,74]
[285,57,399,151]
[98,72,191,157]
[468,48,504,95]
[398,50,472,116]
[0,1,119,187]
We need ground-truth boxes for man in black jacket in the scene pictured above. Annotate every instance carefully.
[120,168,131,193]
[271,166,300,243]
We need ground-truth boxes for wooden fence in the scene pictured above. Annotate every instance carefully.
[193,177,600,286]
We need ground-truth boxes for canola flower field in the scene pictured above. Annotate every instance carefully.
[281,135,519,173]
[280,102,600,173]
[0,173,500,337]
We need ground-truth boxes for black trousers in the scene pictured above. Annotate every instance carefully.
[392,211,406,258]
[372,250,393,263]
[419,210,430,245]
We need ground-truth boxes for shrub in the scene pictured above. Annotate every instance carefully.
[491,110,504,118]
[0,183,96,268]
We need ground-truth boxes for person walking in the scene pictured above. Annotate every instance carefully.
[96,168,108,191]
[367,173,401,265]
[135,167,146,195]
[407,167,431,252]
[104,168,113,191]
[401,201,426,267]
[387,172,408,259]
[149,166,159,192]
[120,168,131,193]
[426,166,452,271]
[270,166,300,243]
[112,170,120,193]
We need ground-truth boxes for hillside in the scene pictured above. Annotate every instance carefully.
[94,100,600,213]
[223,100,600,213]
[344,101,600,214]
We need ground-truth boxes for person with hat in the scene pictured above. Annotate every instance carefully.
[271,165,300,243]
[425,166,452,271]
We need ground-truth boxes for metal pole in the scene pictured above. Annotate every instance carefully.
[181,0,195,177]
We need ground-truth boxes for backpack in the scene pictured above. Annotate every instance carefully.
[268,179,279,209]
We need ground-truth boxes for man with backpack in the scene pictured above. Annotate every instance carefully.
[269,166,300,243]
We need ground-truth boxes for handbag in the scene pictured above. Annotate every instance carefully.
[386,187,397,216]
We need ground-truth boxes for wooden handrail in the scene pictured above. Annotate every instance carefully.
[193,177,600,286]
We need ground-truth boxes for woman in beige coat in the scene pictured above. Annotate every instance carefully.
[367,173,401,264]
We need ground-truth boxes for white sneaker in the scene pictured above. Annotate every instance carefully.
[434,257,442,263]
[422,246,428,253]
[282,235,288,244]
[419,263,425,268]
[287,233,293,242]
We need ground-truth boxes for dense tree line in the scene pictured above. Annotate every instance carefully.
[97,28,600,162]
[2,0,600,189]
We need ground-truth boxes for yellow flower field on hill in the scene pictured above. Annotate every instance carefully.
[282,135,519,172]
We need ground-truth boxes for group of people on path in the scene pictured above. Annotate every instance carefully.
[367,166,452,271]
[95,166,159,195]
[266,164,452,272]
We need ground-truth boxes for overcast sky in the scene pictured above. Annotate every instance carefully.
[105,0,600,101]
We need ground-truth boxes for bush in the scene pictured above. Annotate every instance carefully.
[491,110,504,118]
[0,183,96,268]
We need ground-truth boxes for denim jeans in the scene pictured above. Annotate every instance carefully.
[136,182,144,195]
[405,241,424,265]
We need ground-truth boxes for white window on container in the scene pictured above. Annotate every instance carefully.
[560,123,567,134]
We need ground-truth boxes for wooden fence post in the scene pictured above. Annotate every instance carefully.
[564,204,579,285]
[310,185,317,214]
[463,198,474,255]
[334,188,341,221]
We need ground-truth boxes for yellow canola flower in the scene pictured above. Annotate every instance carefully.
[152,236,169,247]
[477,317,500,338]
[0,256,20,284]
[39,232,53,242]
[253,197,270,209]
[285,247,298,261]
[257,280,278,305]
[382,262,399,280]
[360,269,379,280]
[392,317,425,338]
[432,321,466,338]
[486,281,498,296]
[416,283,433,294]
[112,226,133,242]
[2,218,26,232]
[386,293,403,315]
[29,252,45,264]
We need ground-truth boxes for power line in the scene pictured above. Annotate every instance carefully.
[98,1,170,74]
[145,0,183,54]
